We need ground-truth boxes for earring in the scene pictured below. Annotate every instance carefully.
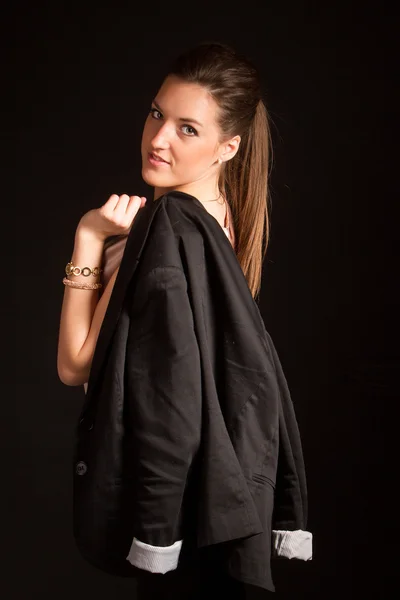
[218,157,222,164]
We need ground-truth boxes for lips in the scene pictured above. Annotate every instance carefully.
[149,152,169,164]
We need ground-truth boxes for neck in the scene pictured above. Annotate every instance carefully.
[153,181,223,205]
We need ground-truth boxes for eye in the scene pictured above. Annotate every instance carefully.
[182,125,198,137]
[149,107,162,119]
[149,107,198,137]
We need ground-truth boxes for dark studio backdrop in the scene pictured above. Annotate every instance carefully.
[12,1,397,598]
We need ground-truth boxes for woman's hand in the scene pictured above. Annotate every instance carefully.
[78,194,147,242]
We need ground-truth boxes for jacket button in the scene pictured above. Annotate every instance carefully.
[76,461,87,475]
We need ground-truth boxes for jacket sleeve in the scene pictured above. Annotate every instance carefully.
[267,336,313,561]
[124,265,202,574]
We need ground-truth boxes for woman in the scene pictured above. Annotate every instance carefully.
[57,42,311,598]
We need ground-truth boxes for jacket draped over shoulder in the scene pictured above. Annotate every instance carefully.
[72,191,312,593]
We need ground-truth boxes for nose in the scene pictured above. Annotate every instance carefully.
[150,122,172,149]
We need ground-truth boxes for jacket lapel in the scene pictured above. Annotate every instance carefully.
[85,197,161,397]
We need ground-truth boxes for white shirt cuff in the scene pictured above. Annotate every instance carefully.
[126,537,183,574]
[272,529,313,560]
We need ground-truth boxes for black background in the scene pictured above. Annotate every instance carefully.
[12,1,397,598]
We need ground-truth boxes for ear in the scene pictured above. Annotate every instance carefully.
[220,135,241,162]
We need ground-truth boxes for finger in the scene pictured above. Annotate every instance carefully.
[125,195,143,216]
[128,195,143,206]
[115,194,130,211]
[104,194,120,210]
[122,197,145,231]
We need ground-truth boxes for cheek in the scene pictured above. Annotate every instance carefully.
[142,116,160,143]
[184,145,213,172]
[141,120,152,146]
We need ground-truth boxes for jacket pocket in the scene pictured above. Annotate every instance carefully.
[228,377,279,483]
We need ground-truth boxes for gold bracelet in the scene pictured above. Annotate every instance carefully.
[63,277,103,290]
[65,260,103,277]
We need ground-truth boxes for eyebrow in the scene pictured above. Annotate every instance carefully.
[152,100,204,128]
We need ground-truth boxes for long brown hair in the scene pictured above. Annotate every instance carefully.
[167,41,272,300]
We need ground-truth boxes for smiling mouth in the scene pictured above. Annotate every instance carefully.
[148,152,169,164]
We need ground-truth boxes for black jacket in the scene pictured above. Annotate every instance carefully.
[72,190,311,592]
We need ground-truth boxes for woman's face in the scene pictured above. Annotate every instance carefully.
[141,75,231,194]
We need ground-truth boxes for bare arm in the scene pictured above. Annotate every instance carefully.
[74,264,120,387]
[57,225,119,386]
[57,193,146,387]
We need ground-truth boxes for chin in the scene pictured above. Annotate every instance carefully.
[141,166,175,188]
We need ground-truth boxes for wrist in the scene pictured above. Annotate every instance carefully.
[75,222,106,245]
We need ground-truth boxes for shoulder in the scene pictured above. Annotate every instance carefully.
[150,193,206,250]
